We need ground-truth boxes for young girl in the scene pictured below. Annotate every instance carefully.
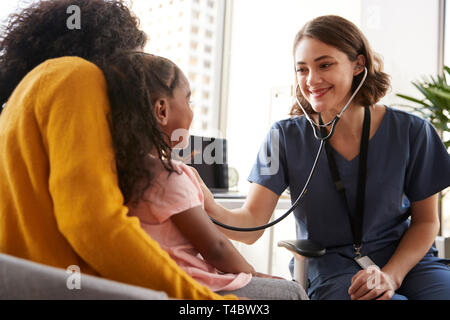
[102,51,308,299]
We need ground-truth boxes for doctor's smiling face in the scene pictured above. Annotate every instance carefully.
[295,37,365,115]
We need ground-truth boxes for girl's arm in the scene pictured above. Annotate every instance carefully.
[171,205,256,275]
[190,168,279,244]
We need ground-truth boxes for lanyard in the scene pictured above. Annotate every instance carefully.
[319,106,371,257]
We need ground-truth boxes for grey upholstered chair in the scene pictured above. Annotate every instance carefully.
[0,253,168,300]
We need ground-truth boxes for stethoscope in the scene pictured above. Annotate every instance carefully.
[211,66,368,232]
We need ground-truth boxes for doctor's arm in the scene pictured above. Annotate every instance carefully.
[349,193,440,300]
[191,167,279,244]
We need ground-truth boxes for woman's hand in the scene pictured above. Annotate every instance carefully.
[348,267,399,300]
[348,193,439,301]
[189,166,216,213]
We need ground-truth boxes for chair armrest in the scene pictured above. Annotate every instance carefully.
[277,239,325,289]
[277,240,326,258]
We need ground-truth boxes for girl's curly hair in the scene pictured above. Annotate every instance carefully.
[0,0,147,107]
[101,51,181,205]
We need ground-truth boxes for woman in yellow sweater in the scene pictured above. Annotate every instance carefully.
[0,0,235,300]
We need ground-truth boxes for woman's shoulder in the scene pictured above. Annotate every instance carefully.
[30,57,109,119]
[44,56,101,74]
[8,57,105,108]
[383,105,434,140]
[22,56,103,85]
[270,115,309,135]
[38,56,105,88]
[385,105,428,126]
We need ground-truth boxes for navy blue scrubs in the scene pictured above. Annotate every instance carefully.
[248,106,450,299]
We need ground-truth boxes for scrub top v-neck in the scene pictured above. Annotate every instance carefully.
[248,106,450,284]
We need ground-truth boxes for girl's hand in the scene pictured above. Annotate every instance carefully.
[189,166,216,213]
[348,267,399,300]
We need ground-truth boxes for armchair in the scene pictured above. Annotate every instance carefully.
[0,253,168,300]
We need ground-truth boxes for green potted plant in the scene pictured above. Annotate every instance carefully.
[396,67,450,234]
[395,66,450,150]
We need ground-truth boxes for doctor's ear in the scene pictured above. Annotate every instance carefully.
[354,64,365,76]
[353,55,366,76]
[154,98,169,126]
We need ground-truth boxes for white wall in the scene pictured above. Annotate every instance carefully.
[359,0,439,106]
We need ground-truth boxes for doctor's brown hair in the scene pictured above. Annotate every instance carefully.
[290,15,391,116]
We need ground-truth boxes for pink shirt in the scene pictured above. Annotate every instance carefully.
[127,159,252,292]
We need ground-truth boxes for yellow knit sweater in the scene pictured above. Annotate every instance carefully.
[0,56,236,300]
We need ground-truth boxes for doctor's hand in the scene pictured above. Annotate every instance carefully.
[189,166,216,214]
[348,267,398,300]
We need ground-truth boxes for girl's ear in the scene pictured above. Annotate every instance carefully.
[154,98,169,126]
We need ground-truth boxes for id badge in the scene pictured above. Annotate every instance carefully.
[354,256,377,270]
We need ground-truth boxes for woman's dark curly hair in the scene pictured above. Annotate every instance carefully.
[101,51,182,205]
[0,0,147,108]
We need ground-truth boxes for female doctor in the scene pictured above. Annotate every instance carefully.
[195,15,450,300]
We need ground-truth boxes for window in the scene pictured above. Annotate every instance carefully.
[132,0,226,137]
[189,56,198,66]
[188,72,197,81]
[191,25,199,35]
[202,75,210,84]
[190,41,198,50]
[193,10,200,19]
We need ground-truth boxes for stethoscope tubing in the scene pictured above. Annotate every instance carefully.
[210,137,326,232]
[211,67,368,232]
